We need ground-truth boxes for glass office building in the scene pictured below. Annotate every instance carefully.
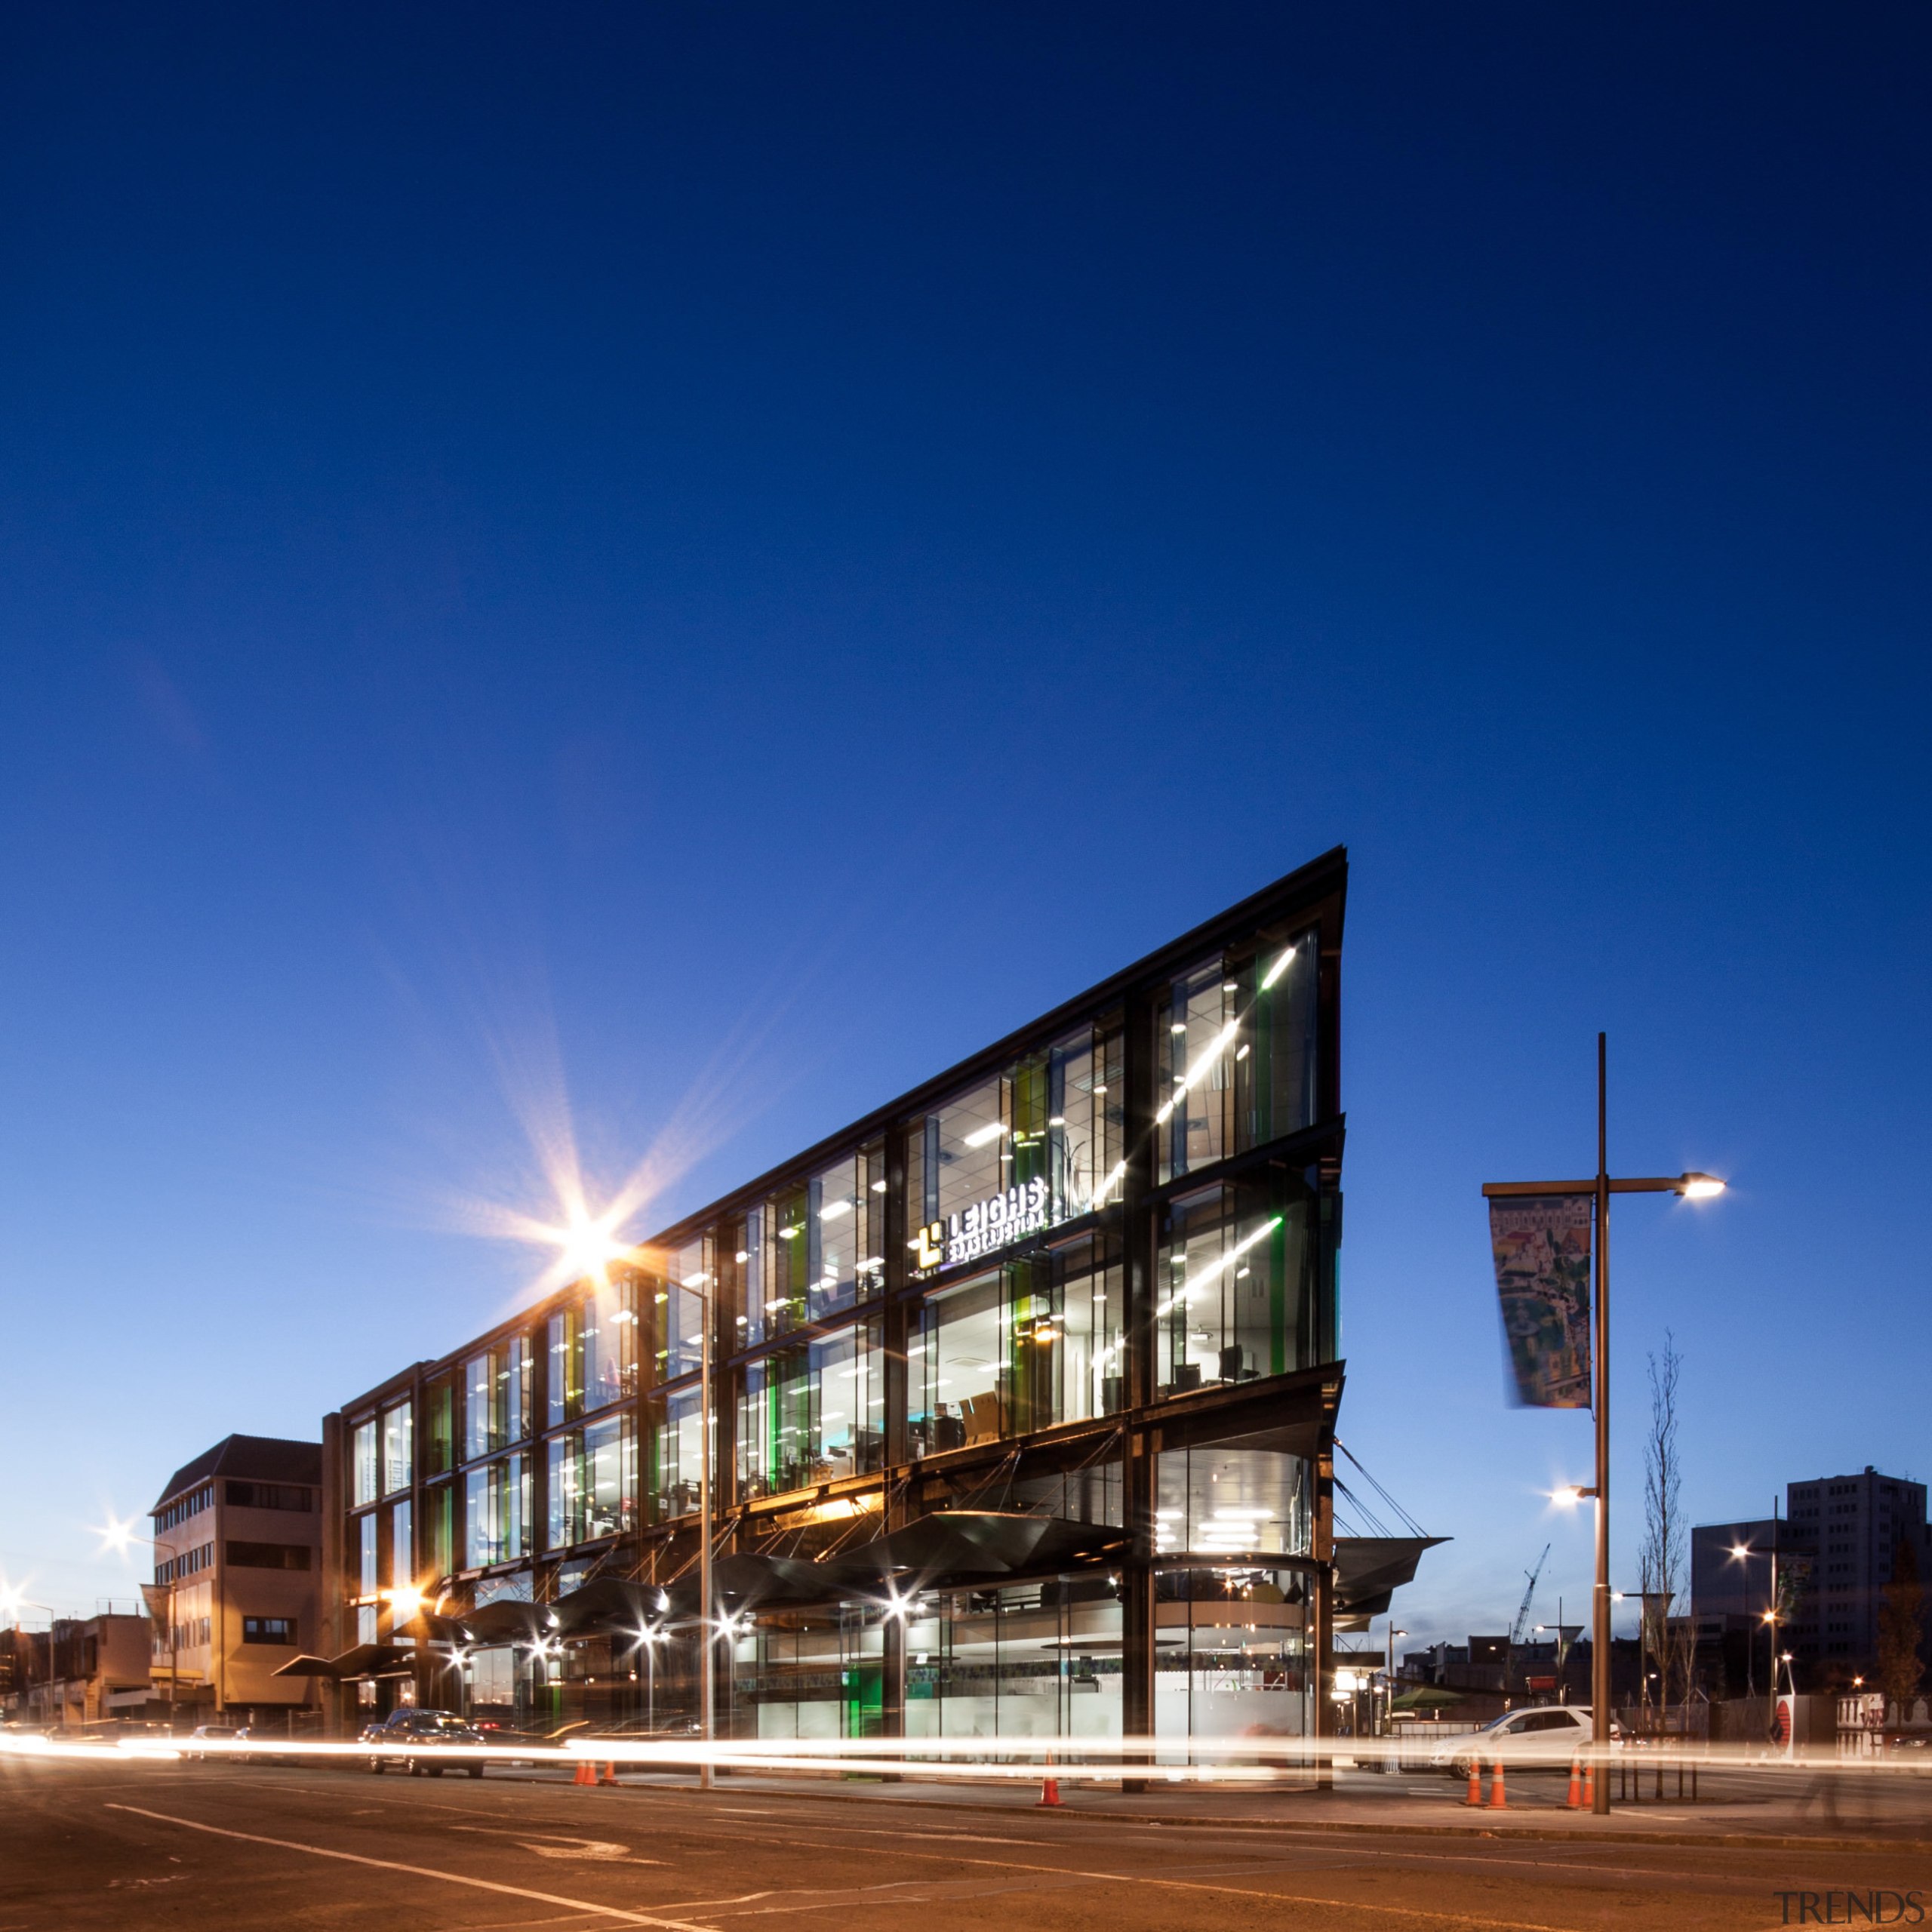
[323,850,1348,1754]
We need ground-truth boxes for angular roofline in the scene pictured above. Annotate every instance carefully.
[648,844,1346,1246]
[334,849,1346,1417]
[152,1433,324,1513]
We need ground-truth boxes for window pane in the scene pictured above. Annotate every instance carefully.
[648,1386,706,1523]
[653,1241,707,1383]
[389,1500,412,1589]
[912,1271,1003,1453]
[1155,1444,1312,1559]
[357,1511,378,1594]
[1157,925,1318,1186]
[507,1335,533,1442]
[907,1027,1123,1279]
[582,1414,635,1539]
[464,1456,529,1567]
[466,1352,499,1459]
[352,1421,379,1508]
[727,1211,763,1350]
[382,1404,412,1495]
[547,1309,582,1427]
[1156,1176,1314,1395]
[426,1377,456,1475]
[737,1320,884,1500]
[546,1432,583,1549]
[580,1276,638,1413]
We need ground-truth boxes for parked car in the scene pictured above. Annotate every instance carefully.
[360,1709,488,1777]
[1432,1705,1615,1778]
[181,1723,242,1762]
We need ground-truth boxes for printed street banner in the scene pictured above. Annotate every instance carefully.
[1488,1195,1593,1407]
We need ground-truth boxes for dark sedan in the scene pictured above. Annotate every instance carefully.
[359,1709,488,1777]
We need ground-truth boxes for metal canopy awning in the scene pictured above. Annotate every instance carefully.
[272,1644,418,1681]
[839,1511,1128,1589]
[1331,1535,1448,1628]
[551,1513,1129,1630]
[461,1599,558,1646]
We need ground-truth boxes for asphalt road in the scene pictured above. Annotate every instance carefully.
[5,1758,1930,1930]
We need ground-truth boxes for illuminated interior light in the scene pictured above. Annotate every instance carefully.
[684,1272,710,1287]
[1048,1116,1066,1127]
[1155,1100,1174,1124]
[871,1179,888,1193]
[1093,1084,1107,1095]
[1261,943,1297,990]
[820,1199,854,1222]
[1223,981,1238,992]
[1171,1022,1187,1034]
[1234,1044,1250,1061]
[735,1251,750,1263]
[962,1121,1008,1149]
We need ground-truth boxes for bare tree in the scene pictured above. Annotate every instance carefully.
[1877,1534,1926,1721]
[1640,1334,1692,1730]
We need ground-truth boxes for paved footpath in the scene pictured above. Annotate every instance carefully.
[5,1754,1931,1930]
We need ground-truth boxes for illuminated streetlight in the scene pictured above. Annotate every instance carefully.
[1484,1034,1726,1814]
[92,1516,182,1729]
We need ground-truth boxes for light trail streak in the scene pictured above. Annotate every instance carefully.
[0,1731,1920,1782]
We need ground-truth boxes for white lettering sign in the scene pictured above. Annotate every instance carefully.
[915,1176,1051,1272]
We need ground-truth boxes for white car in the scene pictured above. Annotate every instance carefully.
[1432,1705,1611,1777]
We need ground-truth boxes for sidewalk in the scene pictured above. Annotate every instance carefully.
[521,1761,1932,1852]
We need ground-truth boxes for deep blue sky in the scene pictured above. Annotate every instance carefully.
[3,5,1927,1647]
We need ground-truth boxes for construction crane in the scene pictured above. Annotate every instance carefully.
[1510,1543,1550,1647]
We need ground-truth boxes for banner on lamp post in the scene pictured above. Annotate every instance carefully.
[1488,1195,1593,1407]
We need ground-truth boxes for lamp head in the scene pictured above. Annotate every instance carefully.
[1678,1173,1726,1200]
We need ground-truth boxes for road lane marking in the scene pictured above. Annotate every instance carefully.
[103,1804,711,1929]
[450,1825,662,1864]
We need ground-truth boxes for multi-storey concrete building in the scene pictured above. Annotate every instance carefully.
[150,1433,324,1718]
[1692,1469,1931,1686]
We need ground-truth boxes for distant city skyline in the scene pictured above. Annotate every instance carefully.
[2,7,1928,1655]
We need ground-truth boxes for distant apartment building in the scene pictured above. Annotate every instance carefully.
[150,1434,324,1716]
[1692,1468,1931,1684]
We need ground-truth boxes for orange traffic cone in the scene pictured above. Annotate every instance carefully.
[1582,1760,1595,1807]
[1487,1759,1507,1810]
[1463,1758,1483,1806]
[1038,1750,1062,1808]
[1566,1756,1583,1809]
[573,1757,596,1786]
[600,1762,620,1786]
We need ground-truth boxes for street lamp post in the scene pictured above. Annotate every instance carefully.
[1484,1032,1725,1815]
[1384,1626,1408,1739]
[698,1272,714,1791]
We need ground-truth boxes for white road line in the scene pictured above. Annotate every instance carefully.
[103,1804,712,1930]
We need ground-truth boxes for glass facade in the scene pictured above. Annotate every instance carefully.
[334,856,1345,1761]
[1156,923,1318,1186]
[464,1454,531,1568]
[737,1318,884,1499]
[466,1339,534,1458]
[647,1383,706,1521]
[906,1024,1124,1275]
[546,1414,636,1547]
[1155,1174,1317,1394]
